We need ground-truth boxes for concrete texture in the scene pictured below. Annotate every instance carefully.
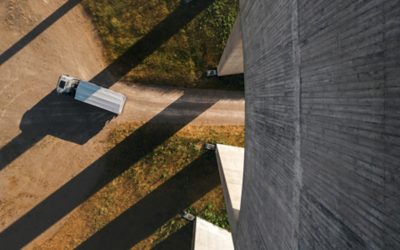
[192,217,234,250]
[215,144,244,235]
[217,18,244,76]
[236,0,400,249]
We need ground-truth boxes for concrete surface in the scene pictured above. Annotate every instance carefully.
[236,0,400,249]
[192,217,234,250]
[217,17,244,76]
[215,144,244,235]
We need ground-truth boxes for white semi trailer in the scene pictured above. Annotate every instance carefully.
[56,74,126,115]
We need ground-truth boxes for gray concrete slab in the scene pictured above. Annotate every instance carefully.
[192,217,234,250]
[215,144,244,235]
[217,17,244,76]
[236,0,400,249]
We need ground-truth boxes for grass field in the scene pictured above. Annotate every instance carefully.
[82,0,243,90]
[37,123,244,249]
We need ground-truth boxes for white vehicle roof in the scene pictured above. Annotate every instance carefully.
[75,81,126,115]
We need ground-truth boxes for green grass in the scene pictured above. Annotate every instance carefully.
[82,0,243,90]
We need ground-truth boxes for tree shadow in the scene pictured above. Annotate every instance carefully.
[0,0,82,65]
[77,151,218,249]
[0,0,215,171]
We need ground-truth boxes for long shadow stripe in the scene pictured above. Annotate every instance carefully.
[77,152,219,249]
[91,0,214,87]
[0,0,214,173]
[0,0,82,65]
[0,94,217,249]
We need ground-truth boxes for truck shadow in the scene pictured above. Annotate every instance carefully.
[0,92,114,170]
[0,0,215,171]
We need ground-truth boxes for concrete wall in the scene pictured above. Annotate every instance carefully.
[237,0,400,249]
[217,18,244,76]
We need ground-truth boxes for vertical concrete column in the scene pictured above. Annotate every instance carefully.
[217,18,244,76]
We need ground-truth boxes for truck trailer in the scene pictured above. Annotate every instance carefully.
[56,74,126,115]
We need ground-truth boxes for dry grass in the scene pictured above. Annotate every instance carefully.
[82,0,243,90]
[35,123,244,249]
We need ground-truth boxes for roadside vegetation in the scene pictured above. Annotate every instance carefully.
[37,123,244,249]
[82,0,243,90]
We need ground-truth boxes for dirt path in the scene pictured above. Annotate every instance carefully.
[0,1,244,249]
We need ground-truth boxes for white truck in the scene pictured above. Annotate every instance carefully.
[56,74,126,115]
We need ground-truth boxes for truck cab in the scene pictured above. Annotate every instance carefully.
[56,74,80,96]
[55,74,127,115]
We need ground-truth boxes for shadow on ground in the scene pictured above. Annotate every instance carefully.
[0,0,215,171]
[77,151,218,249]
[0,0,82,65]
[0,0,221,248]
[0,90,219,249]
[152,222,194,250]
